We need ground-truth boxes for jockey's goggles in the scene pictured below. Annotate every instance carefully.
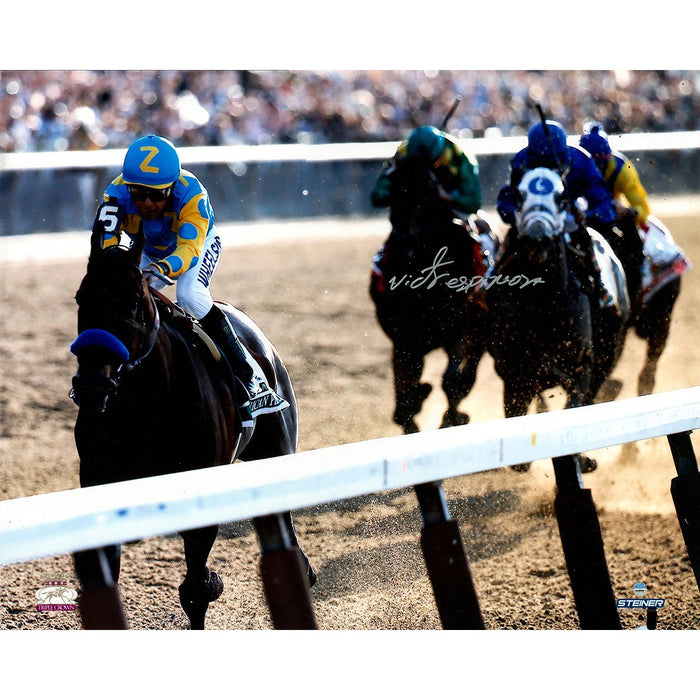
[127,184,173,202]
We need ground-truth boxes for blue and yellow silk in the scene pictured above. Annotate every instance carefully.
[101,169,215,278]
[599,152,651,224]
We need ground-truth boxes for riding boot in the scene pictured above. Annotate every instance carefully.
[570,226,606,307]
[201,305,285,428]
[617,214,645,319]
[598,214,644,316]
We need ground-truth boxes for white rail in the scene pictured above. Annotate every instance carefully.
[2,131,700,172]
[1,387,699,566]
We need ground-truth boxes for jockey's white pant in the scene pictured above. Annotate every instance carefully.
[141,227,223,319]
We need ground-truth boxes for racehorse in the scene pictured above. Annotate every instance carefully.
[487,168,629,471]
[369,154,496,434]
[70,230,314,629]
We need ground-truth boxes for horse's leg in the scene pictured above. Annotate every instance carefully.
[440,338,483,429]
[392,345,429,434]
[637,306,672,396]
[590,307,628,403]
[504,383,536,472]
[281,511,317,587]
[564,356,598,474]
[638,321,671,396]
[178,525,223,630]
[635,279,680,396]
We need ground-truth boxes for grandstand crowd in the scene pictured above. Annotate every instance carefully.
[1,70,699,153]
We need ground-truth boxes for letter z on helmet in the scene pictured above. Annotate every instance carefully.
[122,134,180,188]
[527,120,568,168]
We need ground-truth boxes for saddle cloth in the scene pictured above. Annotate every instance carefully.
[639,216,691,305]
[152,292,289,426]
[590,230,629,318]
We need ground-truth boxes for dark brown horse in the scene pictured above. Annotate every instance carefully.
[369,155,495,434]
[70,231,313,629]
[487,168,629,472]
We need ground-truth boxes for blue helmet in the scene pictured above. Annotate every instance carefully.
[527,120,568,168]
[579,122,612,161]
[406,125,445,163]
[122,134,180,188]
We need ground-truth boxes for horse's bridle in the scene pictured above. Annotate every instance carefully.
[119,276,161,370]
[70,263,161,409]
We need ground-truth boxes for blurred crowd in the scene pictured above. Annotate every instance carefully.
[2,69,699,153]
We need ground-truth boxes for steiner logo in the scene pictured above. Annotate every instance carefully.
[616,598,665,609]
[616,580,665,610]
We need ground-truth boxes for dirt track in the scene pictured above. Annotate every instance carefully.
[1,203,699,632]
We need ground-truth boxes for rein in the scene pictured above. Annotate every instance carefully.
[123,284,161,370]
[71,263,162,374]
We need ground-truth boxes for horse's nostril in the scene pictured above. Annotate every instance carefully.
[72,373,118,413]
[69,383,81,406]
[526,221,549,239]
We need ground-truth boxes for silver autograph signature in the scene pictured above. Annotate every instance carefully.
[387,246,544,293]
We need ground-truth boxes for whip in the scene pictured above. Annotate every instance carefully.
[440,96,462,131]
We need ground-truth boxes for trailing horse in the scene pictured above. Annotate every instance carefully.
[624,215,690,395]
[70,231,314,629]
[369,154,497,434]
[487,167,629,471]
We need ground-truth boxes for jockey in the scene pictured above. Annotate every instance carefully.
[580,122,648,308]
[92,133,283,424]
[370,125,496,274]
[580,122,651,227]
[497,120,618,306]
[371,125,482,216]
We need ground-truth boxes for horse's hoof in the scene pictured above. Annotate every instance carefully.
[620,442,639,461]
[416,382,431,400]
[597,378,623,402]
[580,456,598,473]
[205,570,224,602]
[179,568,223,630]
[511,462,531,473]
[440,411,470,428]
[394,383,431,433]
[401,420,420,434]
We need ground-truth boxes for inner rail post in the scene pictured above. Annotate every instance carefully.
[253,513,318,630]
[667,430,700,592]
[414,480,485,630]
[73,546,128,629]
[551,455,621,630]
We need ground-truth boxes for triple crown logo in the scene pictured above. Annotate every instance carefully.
[35,580,78,611]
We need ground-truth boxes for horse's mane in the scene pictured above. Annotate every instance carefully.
[78,239,145,301]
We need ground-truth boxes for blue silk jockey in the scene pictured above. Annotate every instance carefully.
[92,134,285,425]
[497,120,619,308]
